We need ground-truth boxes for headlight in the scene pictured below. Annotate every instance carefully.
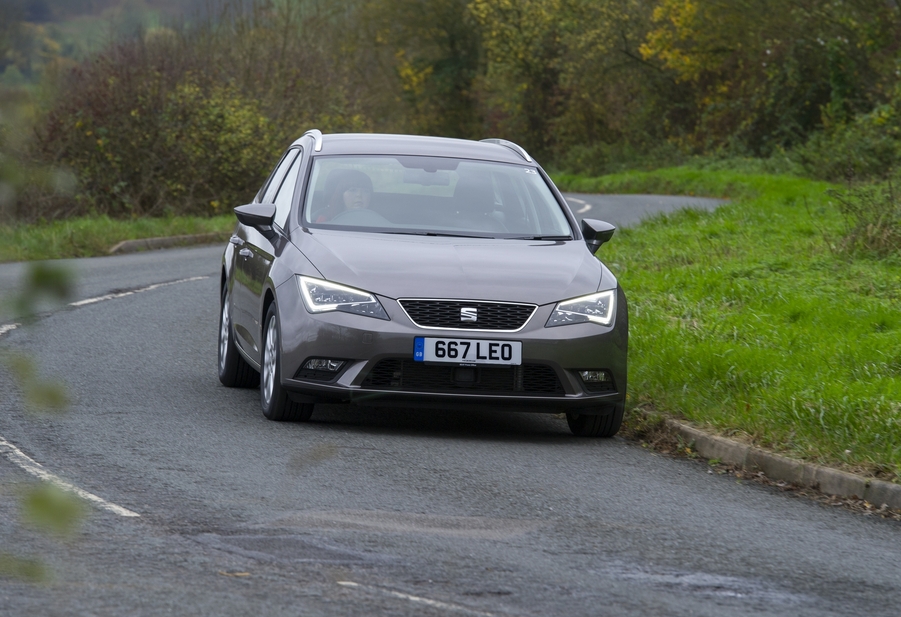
[546,290,616,327]
[297,276,389,320]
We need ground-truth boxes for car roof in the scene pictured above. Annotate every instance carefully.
[291,132,534,166]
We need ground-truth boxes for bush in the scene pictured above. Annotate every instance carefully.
[24,2,378,222]
[826,179,901,257]
[27,37,283,220]
[794,103,901,182]
[550,140,688,176]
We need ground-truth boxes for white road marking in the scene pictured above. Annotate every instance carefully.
[0,435,140,517]
[567,197,587,205]
[0,275,210,517]
[577,204,591,213]
[69,276,209,307]
[337,581,502,617]
[0,276,209,332]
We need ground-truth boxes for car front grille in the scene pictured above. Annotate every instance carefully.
[398,299,536,331]
[361,359,564,396]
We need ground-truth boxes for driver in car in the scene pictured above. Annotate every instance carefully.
[316,169,373,222]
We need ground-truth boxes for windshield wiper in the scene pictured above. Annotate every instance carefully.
[384,231,493,238]
[506,235,573,241]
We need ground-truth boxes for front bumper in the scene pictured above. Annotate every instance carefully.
[276,282,627,413]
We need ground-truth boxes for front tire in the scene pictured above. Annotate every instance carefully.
[260,302,314,422]
[566,403,624,438]
[218,287,259,388]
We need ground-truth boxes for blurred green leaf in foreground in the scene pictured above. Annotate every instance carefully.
[0,261,84,582]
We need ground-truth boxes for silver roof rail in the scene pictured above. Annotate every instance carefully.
[480,138,532,162]
[303,129,323,152]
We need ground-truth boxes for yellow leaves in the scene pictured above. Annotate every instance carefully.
[395,49,433,96]
[472,0,630,76]
[155,75,278,192]
[641,0,722,82]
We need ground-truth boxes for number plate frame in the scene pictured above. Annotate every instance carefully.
[414,337,522,365]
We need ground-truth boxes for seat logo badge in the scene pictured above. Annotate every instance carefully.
[460,307,478,322]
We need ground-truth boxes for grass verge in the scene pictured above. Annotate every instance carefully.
[553,169,901,482]
[0,215,235,262]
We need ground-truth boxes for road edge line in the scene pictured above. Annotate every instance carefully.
[0,435,140,518]
[337,581,501,617]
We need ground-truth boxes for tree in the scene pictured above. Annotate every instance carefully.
[640,0,901,154]
[358,0,483,138]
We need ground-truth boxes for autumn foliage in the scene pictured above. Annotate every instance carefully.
[18,0,901,220]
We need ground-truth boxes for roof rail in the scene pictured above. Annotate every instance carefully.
[303,129,323,152]
[480,138,532,162]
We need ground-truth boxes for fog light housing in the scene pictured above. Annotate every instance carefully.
[579,370,611,383]
[303,358,345,372]
[578,369,616,393]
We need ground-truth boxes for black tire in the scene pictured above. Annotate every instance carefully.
[260,302,314,422]
[218,287,259,388]
[566,403,624,438]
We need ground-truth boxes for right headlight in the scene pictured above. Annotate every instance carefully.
[545,289,616,328]
[297,276,389,320]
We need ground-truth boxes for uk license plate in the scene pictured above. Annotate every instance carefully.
[414,337,522,365]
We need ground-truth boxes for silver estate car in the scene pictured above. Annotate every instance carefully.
[218,131,628,437]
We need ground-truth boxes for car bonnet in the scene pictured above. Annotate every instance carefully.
[297,230,604,305]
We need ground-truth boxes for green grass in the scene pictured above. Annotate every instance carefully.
[0,214,235,262]
[553,169,901,482]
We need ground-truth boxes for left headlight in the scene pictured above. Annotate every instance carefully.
[546,289,616,328]
[297,276,389,320]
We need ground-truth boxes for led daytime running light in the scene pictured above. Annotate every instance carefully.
[546,290,616,327]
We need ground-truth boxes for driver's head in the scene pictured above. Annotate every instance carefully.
[330,170,373,210]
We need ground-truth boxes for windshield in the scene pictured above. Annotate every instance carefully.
[301,155,572,238]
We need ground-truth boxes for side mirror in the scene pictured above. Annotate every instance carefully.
[581,218,616,253]
[235,203,276,229]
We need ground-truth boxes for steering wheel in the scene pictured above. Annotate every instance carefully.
[329,209,392,226]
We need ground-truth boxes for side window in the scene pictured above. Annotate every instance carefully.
[262,149,300,205]
[272,149,303,230]
[256,150,290,203]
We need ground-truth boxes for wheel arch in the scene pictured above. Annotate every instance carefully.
[262,286,276,328]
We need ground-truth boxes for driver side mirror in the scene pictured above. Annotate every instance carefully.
[235,203,276,232]
[581,218,616,253]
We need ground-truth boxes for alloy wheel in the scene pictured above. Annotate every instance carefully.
[219,297,231,373]
[262,315,278,407]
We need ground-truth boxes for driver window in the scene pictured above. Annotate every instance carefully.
[272,149,303,230]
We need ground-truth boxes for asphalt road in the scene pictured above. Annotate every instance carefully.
[563,193,724,229]
[1,195,899,616]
